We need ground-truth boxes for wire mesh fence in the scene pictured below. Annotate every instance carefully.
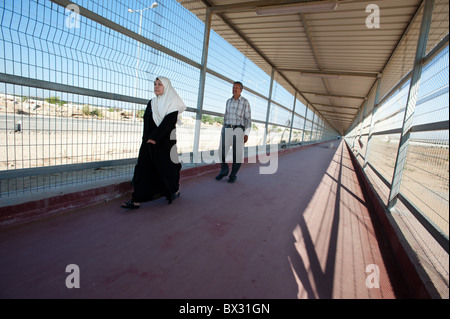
[345,0,449,298]
[0,0,336,199]
[399,46,449,236]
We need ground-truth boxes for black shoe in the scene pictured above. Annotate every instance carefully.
[121,200,140,209]
[215,173,227,180]
[227,176,237,183]
[167,192,180,204]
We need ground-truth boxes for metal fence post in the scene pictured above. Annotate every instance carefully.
[352,109,360,149]
[310,111,316,142]
[357,100,368,158]
[363,78,382,170]
[193,8,212,164]
[301,106,308,143]
[263,68,275,146]
[288,92,297,146]
[388,0,435,209]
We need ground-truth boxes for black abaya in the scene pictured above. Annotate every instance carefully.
[131,100,181,202]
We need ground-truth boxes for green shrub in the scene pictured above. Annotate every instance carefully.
[45,96,67,106]
[201,115,214,125]
[82,105,102,118]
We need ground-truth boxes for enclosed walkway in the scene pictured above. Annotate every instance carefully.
[0,0,448,301]
[0,141,409,298]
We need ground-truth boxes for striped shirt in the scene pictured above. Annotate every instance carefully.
[224,95,251,135]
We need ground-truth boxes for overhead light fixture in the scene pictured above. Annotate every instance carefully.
[255,1,338,16]
[128,2,158,13]
[299,72,341,79]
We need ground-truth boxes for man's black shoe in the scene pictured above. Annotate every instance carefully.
[215,173,227,180]
[227,176,237,183]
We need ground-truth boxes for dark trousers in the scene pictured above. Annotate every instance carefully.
[218,126,244,177]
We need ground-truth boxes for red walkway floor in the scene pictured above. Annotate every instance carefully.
[0,141,409,298]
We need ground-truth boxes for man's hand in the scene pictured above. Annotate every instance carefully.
[147,139,156,144]
[244,135,248,143]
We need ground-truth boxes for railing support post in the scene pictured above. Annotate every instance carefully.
[263,68,275,146]
[288,92,297,146]
[301,106,308,143]
[363,78,382,170]
[193,8,212,164]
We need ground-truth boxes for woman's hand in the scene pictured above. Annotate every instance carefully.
[147,139,156,144]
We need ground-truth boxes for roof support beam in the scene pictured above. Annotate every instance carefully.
[328,118,353,122]
[319,111,356,117]
[277,69,380,78]
[209,0,319,12]
[328,117,352,121]
[303,92,366,100]
[313,103,359,111]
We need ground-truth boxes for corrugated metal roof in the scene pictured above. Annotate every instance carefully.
[177,0,425,134]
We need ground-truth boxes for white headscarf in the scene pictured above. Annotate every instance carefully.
[151,76,186,126]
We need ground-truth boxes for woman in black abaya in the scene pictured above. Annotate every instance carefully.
[121,76,186,209]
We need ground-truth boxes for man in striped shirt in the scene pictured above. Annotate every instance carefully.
[215,81,251,183]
